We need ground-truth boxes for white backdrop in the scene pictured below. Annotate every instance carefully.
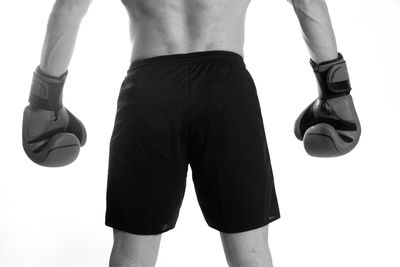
[1,0,399,266]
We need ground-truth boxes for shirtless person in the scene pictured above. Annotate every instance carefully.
[22,0,361,266]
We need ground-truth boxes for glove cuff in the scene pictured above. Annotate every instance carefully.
[29,66,68,110]
[310,53,352,100]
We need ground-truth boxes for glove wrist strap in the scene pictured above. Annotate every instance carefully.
[310,53,352,100]
[29,66,68,111]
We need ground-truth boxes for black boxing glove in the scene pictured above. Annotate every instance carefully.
[294,53,361,157]
[22,66,87,167]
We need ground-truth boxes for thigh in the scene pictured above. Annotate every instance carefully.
[105,67,189,235]
[189,66,280,233]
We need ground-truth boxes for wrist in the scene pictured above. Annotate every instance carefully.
[28,66,68,110]
[310,53,352,100]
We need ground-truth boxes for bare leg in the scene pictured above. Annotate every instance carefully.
[109,229,162,267]
[289,0,339,63]
[39,0,91,76]
[220,224,273,267]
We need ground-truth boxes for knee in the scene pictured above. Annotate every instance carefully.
[109,229,160,267]
[226,247,272,267]
[53,0,92,18]
[110,245,156,267]
[109,258,153,267]
[109,256,145,267]
[227,254,262,267]
[288,0,325,7]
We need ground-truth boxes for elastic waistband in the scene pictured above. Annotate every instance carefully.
[128,50,245,72]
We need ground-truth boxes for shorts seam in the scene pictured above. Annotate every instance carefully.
[214,146,226,228]
[188,64,192,123]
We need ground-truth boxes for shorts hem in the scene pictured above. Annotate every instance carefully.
[105,220,176,235]
[207,215,281,234]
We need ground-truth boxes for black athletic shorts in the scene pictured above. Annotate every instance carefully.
[105,50,280,234]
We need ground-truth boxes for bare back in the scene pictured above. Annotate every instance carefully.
[121,0,251,62]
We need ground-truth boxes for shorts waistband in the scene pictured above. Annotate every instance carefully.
[128,50,245,72]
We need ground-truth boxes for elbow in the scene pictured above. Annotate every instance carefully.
[52,0,92,17]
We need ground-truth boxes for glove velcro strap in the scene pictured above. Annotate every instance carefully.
[327,62,351,93]
[29,66,68,111]
[310,53,352,100]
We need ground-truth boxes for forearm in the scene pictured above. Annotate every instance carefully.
[39,1,91,77]
[289,0,338,63]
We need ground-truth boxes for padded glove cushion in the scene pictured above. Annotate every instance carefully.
[22,66,86,167]
[294,53,361,157]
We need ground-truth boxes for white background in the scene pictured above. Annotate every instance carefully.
[1,0,399,266]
